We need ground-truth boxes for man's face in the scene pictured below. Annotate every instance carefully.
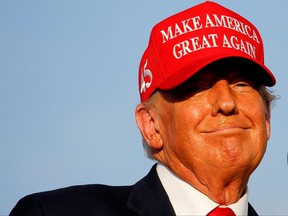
[155,62,270,183]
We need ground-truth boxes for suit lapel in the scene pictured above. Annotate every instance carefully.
[248,203,259,216]
[126,164,176,216]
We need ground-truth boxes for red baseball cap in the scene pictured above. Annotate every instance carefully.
[138,1,276,102]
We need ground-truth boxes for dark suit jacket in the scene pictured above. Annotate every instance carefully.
[10,164,258,216]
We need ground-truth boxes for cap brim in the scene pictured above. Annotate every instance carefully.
[158,54,276,90]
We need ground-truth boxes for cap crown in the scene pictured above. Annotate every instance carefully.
[138,1,275,102]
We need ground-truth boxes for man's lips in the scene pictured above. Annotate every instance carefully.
[201,124,251,134]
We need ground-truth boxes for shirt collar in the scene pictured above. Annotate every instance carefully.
[156,163,248,216]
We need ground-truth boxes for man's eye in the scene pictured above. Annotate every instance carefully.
[182,85,208,95]
[232,82,255,92]
[190,82,210,91]
[235,82,249,87]
[172,83,209,100]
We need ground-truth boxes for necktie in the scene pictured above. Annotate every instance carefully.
[207,206,236,216]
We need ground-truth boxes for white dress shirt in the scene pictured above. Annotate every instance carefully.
[157,163,248,216]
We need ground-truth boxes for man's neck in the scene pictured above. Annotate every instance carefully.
[164,160,249,205]
[156,163,248,216]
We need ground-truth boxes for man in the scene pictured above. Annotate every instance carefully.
[10,1,276,216]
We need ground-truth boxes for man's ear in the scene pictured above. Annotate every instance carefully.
[135,104,163,149]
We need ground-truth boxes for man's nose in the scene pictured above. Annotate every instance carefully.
[209,80,239,116]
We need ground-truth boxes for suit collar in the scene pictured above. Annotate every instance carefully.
[248,203,259,216]
[126,164,175,216]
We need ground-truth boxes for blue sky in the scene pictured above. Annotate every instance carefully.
[1,0,287,215]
